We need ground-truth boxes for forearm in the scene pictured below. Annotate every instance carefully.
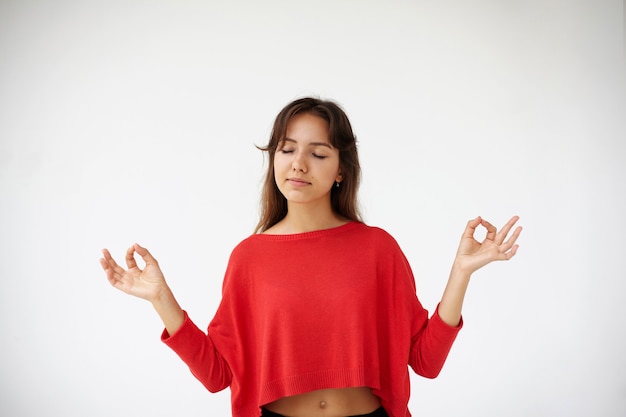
[438,263,471,327]
[151,285,185,336]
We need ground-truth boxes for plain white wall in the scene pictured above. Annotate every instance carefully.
[1,1,624,416]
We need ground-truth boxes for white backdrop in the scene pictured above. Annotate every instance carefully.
[1,1,624,416]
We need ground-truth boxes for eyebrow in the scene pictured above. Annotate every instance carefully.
[282,137,333,149]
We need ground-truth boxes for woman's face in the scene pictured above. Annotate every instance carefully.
[274,113,342,208]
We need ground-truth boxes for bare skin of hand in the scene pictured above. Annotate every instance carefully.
[100,244,184,334]
[438,215,523,326]
[453,215,523,275]
[100,243,167,303]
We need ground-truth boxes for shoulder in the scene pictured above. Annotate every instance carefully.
[220,235,268,290]
[354,222,398,241]
[348,222,404,253]
[354,223,415,282]
[227,234,266,261]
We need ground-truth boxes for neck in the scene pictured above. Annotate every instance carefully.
[279,201,346,234]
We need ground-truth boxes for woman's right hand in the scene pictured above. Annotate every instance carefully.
[100,243,167,303]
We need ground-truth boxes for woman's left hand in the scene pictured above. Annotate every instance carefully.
[453,216,523,275]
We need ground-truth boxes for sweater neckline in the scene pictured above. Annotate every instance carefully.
[253,221,362,241]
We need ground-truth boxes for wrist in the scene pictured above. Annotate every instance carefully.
[150,284,175,307]
[150,284,185,335]
[450,260,472,281]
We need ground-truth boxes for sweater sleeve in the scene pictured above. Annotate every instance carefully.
[161,310,232,392]
[409,303,463,378]
[378,227,463,380]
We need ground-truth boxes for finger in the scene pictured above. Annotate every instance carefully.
[503,244,520,260]
[99,257,110,272]
[101,249,126,275]
[133,243,159,266]
[462,216,482,238]
[480,219,498,242]
[499,225,523,252]
[495,215,520,245]
[101,259,120,286]
[101,248,115,264]
[125,246,138,269]
[100,254,124,287]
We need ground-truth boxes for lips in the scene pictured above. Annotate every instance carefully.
[287,178,311,186]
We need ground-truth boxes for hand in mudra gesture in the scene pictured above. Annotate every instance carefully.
[454,216,523,275]
[100,243,166,303]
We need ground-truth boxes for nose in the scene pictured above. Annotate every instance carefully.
[291,151,307,173]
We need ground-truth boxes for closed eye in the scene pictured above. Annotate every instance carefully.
[279,149,327,159]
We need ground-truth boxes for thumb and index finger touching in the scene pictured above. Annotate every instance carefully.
[463,216,495,239]
[132,243,159,266]
[463,215,522,243]
[101,243,158,272]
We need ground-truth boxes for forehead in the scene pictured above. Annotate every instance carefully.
[284,113,330,144]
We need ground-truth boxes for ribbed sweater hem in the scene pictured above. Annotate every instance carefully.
[258,366,380,406]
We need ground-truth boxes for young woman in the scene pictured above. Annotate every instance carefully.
[100,97,522,417]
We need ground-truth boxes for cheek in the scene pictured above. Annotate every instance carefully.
[273,156,292,183]
[273,155,285,173]
[272,164,281,183]
[274,159,285,175]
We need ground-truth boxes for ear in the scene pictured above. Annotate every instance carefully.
[336,172,343,183]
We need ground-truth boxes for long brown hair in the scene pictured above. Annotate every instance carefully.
[255,97,362,233]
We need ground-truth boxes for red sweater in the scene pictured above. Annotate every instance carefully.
[162,221,462,417]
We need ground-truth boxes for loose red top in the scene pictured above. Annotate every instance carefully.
[162,221,462,417]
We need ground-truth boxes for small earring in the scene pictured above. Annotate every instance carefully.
[335,181,341,188]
